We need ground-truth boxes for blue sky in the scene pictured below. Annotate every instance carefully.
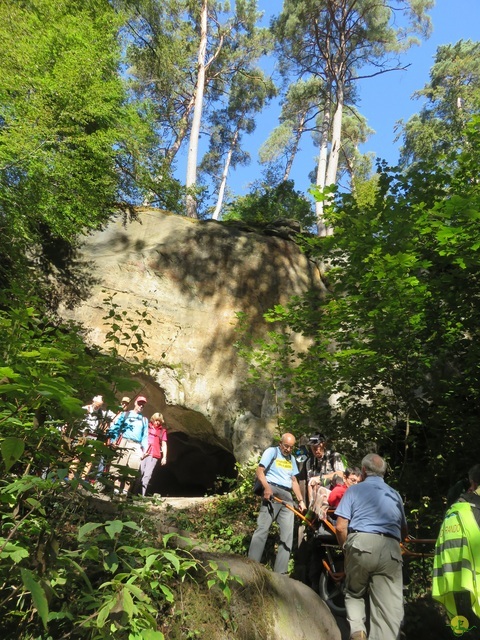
[173,1,480,207]
[224,0,480,199]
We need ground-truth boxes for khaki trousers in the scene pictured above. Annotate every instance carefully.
[344,531,404,640]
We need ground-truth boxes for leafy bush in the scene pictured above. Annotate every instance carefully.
[0,464,247,639]
[223,180,316,230]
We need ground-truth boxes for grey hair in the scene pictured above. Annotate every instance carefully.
[468,464,480,485]
[362,453,387,477]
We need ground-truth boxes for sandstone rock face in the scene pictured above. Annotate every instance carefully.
[200,554,343,640]
[62,210,323,491]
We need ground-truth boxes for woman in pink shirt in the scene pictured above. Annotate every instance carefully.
[140,412,168,496]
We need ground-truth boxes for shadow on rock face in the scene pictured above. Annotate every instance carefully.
[148,431,237,497]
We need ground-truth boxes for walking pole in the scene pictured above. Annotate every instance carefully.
[271,495,317,530]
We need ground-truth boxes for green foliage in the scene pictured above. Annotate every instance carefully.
[102,292,153,365]
[223,180,316,229]
[0,464,204,639]
[233,116,480,510]
[0,0,165,297]
[399,40,480,168]
[0,1,120,238]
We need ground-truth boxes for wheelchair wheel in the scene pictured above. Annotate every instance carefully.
[318,558,346,617]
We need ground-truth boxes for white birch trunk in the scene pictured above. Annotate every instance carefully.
[212,128,239,220]
[185,0,208,219]
[318,93,343,236]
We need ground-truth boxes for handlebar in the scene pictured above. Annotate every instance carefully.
[269,497,436,556]
[270,495,317,529]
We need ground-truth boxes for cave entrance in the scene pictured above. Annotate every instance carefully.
[147,430,237,497]
[130,376,238,497]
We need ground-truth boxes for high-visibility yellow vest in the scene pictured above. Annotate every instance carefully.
[432,500,480,619]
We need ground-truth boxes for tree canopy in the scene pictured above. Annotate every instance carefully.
[0,0,161,297]
[241,118,480,508]
[223,179,316,229]
[273,0,434,235]
[399,39,480,168]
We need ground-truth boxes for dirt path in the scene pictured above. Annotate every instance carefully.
[159,496,211,509]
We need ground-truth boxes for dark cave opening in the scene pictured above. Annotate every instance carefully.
[147,430,237,497]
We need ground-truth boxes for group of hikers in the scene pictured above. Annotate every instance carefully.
[75,393,168,497]
[248,432,480,640]
[73,400,480,638]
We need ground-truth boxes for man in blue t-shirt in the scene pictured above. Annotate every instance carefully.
[335,453,408,640]
[248,433,305,574]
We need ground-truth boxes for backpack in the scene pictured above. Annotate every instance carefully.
[253,447,278,496]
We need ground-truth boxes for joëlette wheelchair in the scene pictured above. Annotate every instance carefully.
[272,496,434,617]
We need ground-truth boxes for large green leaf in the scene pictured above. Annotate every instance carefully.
[140,630,164,639]
[1,437,25,471]
[78,522,103,541]
[21,568,49,630]
[105,520,124,538]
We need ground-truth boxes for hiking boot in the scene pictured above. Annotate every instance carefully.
[350,632,367,640]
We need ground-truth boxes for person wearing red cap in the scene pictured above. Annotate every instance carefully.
[108,396,149,495]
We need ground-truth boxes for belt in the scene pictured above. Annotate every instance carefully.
[349,529,399,541]
[269,482,291,492]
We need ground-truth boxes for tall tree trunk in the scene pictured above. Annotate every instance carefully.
[283,110,307,182]
[185,0,208,219]
[326,85,344,188]
[321,85,344,236]
[212,127,239,220]
[315,96,332,237]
